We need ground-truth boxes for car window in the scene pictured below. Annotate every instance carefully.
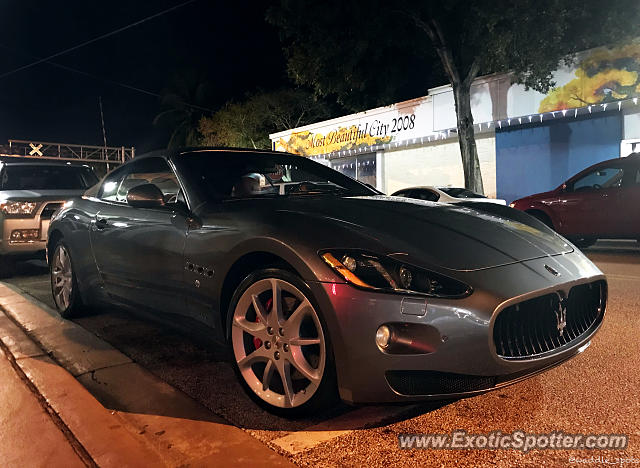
[572,166,624,191]
[100,158,180,204]
[413,189,439,202]
[0,164,97,190]
[173,151,375,201]
[99,166,127,201]
[439,187,486,199]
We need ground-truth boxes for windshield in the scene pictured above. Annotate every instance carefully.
[0,165,98,191]
[174,151,376,201]
[439,187,486,199]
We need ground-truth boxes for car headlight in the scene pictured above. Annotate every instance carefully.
[0,201,38,216]
[321,250,471,298]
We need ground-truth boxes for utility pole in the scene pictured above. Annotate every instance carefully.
[98,96,109,172]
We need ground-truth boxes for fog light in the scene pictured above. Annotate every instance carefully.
[10,229,39,243]
[375,325,392,349]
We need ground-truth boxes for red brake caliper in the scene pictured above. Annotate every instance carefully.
[253,297,272,349]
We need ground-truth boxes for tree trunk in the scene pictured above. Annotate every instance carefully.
[452,82,484,195]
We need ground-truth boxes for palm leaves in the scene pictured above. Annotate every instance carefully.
[154,71,212,149]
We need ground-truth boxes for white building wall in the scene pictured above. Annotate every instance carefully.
[623,108,640,139]
[270,41,640,198]
[384,133,497,198]
[621,108,640,155]
[430,76,505,131]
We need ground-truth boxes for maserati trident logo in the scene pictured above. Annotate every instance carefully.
[555,295,568,336]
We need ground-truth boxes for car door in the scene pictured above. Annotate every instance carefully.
[555,163,625,237]
[89,157,188,314]
[619,158,640,237]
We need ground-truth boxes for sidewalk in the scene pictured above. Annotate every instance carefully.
[0,343,86,467]
[0,283,295,467]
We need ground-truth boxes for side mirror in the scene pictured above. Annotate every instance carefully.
[127,184,165,209]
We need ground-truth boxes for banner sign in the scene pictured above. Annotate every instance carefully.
[272,40,640,157]
[273,97,434,156]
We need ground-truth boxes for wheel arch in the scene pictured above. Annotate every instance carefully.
[47,229,64,262]
[47,213,102,307]
[219,251,303,337]
[524,208,555,229]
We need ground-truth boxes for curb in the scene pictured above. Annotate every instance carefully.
[0,282,295,467]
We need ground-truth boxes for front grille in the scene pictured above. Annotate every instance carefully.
[40,202,63,219]
[386,370,497,395]
[493,280,606,359]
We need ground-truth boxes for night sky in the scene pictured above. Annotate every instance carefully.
[0,0,287,153]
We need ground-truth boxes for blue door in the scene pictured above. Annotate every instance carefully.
[495,112,622,203]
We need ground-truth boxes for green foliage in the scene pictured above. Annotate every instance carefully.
[154,70,213,149]
[199,89,332,149]
[267,0,443,112]
[466,0,640,93]
[268,0,640,193]
[268,0,640,101]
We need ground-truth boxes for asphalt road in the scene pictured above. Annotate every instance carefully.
[5,240,640,467]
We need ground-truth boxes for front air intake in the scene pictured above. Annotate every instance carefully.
[493,280,606,359]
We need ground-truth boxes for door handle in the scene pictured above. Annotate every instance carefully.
[95,218,108,229]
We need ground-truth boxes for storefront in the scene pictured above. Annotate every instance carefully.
[270,40,640,203]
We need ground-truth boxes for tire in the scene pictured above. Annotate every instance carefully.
[0,255,15,279]
[49,240,84,318]
[227,268,337,417]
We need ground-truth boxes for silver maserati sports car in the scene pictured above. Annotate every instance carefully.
[48,148,607,416]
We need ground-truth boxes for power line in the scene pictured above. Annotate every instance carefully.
[0,0,198,81]
[0,44,214,114]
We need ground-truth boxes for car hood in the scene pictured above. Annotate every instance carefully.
[0,189,86,201]
[272,195,573,272]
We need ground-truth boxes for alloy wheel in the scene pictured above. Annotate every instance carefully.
[231,278,326,409]
[52,245,73,311]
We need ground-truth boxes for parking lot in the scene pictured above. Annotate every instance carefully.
[4,240,640,467]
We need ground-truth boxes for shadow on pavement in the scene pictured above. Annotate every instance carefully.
[584,239,640,258]
[71,305,454,432]
[2,259,482,434]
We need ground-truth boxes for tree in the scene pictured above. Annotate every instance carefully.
[199,89,333,149]
[268,0,640,194]
[154,71,213,149]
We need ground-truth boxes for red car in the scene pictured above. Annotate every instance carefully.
[510,153,640,248]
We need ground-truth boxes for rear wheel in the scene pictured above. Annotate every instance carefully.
[228,268,337,417]
[50,241,84,318]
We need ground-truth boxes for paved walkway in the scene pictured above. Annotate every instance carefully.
[0,283,295,467]
[0,344,86,467]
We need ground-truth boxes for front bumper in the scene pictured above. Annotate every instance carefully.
[0,215,52,256]
[309,250,606,404]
